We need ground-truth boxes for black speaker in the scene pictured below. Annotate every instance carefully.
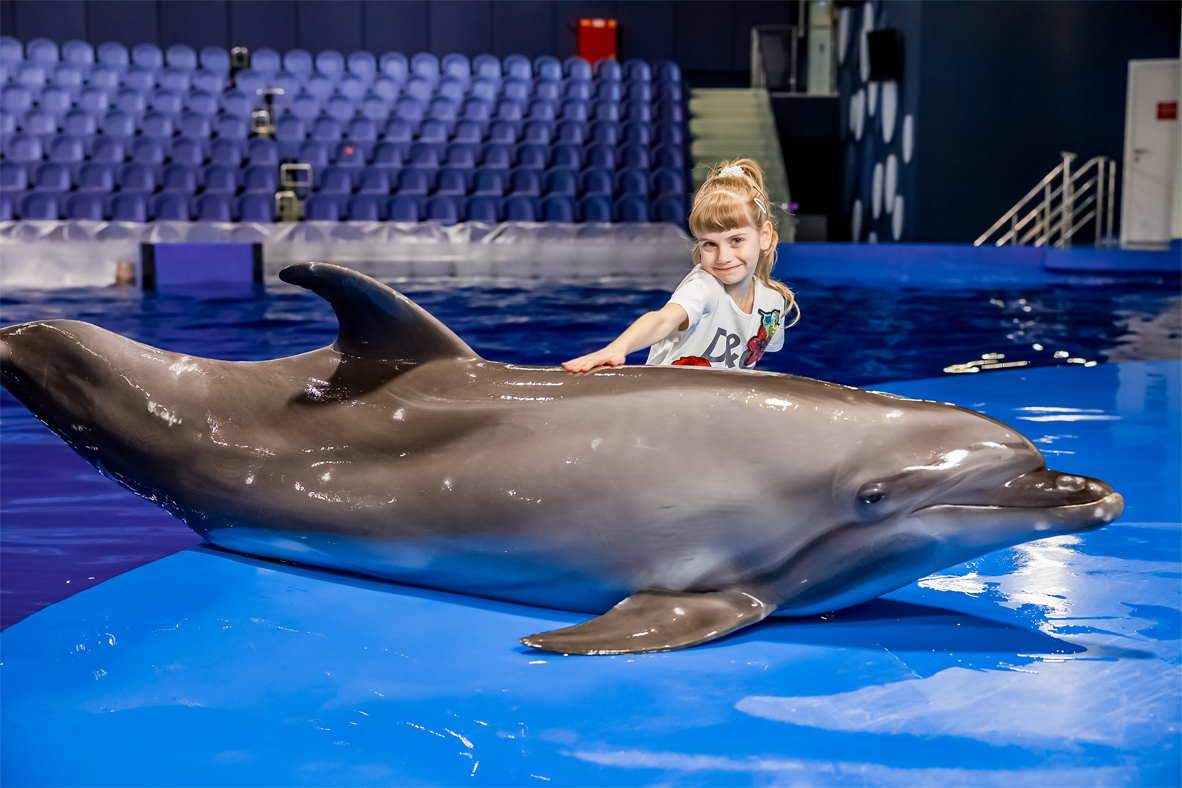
[867,29,903,82]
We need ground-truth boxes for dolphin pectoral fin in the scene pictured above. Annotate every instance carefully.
[520,588,776,655]
[278,263,478,363]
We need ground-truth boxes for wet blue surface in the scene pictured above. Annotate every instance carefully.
[2,360,1178,786]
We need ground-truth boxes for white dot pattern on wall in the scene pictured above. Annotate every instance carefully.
[851,89,865,141]
[885,154,898,212]
[872,162,884,219]
[851,198,863,242]
[868,81,878,117]
[892,195,905,240]
[868,231,878,244]
[903,114,914,163]
[859,30,870,83]
[838,7,851,64]
[881,81,897,144]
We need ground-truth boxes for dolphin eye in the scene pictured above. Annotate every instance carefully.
[857,483,889,505]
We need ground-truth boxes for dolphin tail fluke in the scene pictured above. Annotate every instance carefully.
[520,588,775,655]
[279,263,479,363]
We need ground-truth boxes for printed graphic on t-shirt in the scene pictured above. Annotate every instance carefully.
[740,308,782,368]
[672,356,711,366]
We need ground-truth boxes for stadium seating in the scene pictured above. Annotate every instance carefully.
[0,36,689,224]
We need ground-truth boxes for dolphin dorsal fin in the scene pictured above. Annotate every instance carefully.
[279,263,478,363]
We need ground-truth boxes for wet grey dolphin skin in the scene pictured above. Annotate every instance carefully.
[0,263,1124,655]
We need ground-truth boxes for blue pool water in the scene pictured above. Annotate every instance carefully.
[1,277,1179,629]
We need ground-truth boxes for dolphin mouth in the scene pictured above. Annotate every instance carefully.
[913,468,1123,532]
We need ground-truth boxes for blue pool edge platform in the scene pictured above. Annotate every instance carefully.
[2,360,1179,787]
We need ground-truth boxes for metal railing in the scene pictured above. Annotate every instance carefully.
[974,153,1117,248]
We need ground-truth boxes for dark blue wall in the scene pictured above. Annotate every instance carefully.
[0,0,792,82]
[839,0,1181,244]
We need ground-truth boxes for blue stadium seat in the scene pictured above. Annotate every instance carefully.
[199,47,230,78]
[614,194,649,223]
[334,143,366,181]
[192,68,226,95]
[461,96,492,128]
[244,138,278,168]
[178,112,212,143]
[464,194,498,223]
[360,95,391,128]
[346,193,384,221]
[487,119,518,145]
[516,143,548,170]
[38,86,72,122]
[594,58,622,82]
[132,43,164,72]
[435,167,468,195]
[209,138,243,167]
[348,51,377,85]
[0,160,28,192]
[356,166,391,194]
[214,113,249,140]
[1,192,14,222]
[579,166,613,196]
[201,164,237,194]
[382,117,413,155]
[194,192,234,221]
[47,135,84,173]
[298,140,330,186]
[624,81,652,103]
[78,87,110,117]
[417,118,449,150]
[22,110,57,143]
[652,143,683,172]
[442,142,477,169]
[564,80,592,102]
[502,54,531,83]
[654,60,681,84]
[26,37,59,67]
[502,78,529,104]
[76,162,114,192]
[119,162,156,193]
[304,193,340,221]
[160,70,192,101]
[655,81,682,103]
[620,120,651,147]
[534,56,562,82]
[394,96,423,132]
[578,194,612,223]
[19,191,58,220]
[534,79,561,103]
[319,166,353,197]
[91,136,126,167]
[275,115,306,159]
[472,54,500,85]
[52,65,85,100]
[62,40,95,72]
[583,143,615,170]
[151,88,184,117]
[31,162,71,198]
[0,111,14,149]
[372,141,402,170]
[1,36,24,65]
[291,93,320,124]
[654,100,683,124]
[152,193,191,222]
[164,44,197,72]
[283,49,314,80]
[469,78,497,105]
[386,193,420,222]
[187,91,219,119]
[326,95,355,123]
[651,167,684,196]
[169,136,205,168]
[521,120,551,145]
[250,48,281,79]
[237,192,273,222]
[587,120,618,147]
[316,50,346,83]
[564,56,592,82]
[593,81,621,102]
[480,143,512,169]
[538,194,574,223]
[591,99,620,123]
[410,52,440,87]
[436,77,465,105]
[142,112,175,142]
[271,71,302,103]
[403,75,432,104]
[311,116,343,146]
[616,167,649,196]
[379,52,409,83]
[624,59,651,83]
[618,143,650,170]
[551,144,581,170]
[543,167,577,196]
[98,42,130,73]
[405,141,440,171]
[160,163,199,195]
[654,121,684,147]
[345,117,377,157]
[16,64,47,99]
[503,194,535,221]
[651,193,685,225]
[109,191,147,222]
[471,167,505,196]
[6,134,43,178]
[554,120,585,146]
[123,68,156,96]
[395,167,431,195]
[241,165,277,194]
[425,194,461,226]
[65,191,105,221]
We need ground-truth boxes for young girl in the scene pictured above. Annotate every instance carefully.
[563,158,799,372]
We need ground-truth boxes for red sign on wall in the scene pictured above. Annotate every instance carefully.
[578,18,617,65]
[1158,101,1178,120]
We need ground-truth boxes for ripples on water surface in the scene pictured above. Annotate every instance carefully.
[1,275,1179,627]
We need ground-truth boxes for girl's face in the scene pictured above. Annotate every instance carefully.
[697,221,774,287]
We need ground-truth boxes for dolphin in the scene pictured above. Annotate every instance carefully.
[0,263,1123,655]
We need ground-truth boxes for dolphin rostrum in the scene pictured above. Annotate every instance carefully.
[0,263,1124,654]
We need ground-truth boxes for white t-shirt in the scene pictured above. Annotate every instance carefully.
[646,267,788,370]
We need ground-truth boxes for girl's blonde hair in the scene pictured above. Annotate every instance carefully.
[688,158,799,326]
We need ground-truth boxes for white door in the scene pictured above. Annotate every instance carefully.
[1121,59,1180,246]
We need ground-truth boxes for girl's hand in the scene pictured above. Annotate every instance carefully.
[562,348,628,372]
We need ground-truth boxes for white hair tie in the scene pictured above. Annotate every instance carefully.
[718,165,744,178]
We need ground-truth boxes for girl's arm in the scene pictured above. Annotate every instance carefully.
[562,303,690,372]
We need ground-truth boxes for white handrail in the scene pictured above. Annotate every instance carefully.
[975,153,1117,248]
